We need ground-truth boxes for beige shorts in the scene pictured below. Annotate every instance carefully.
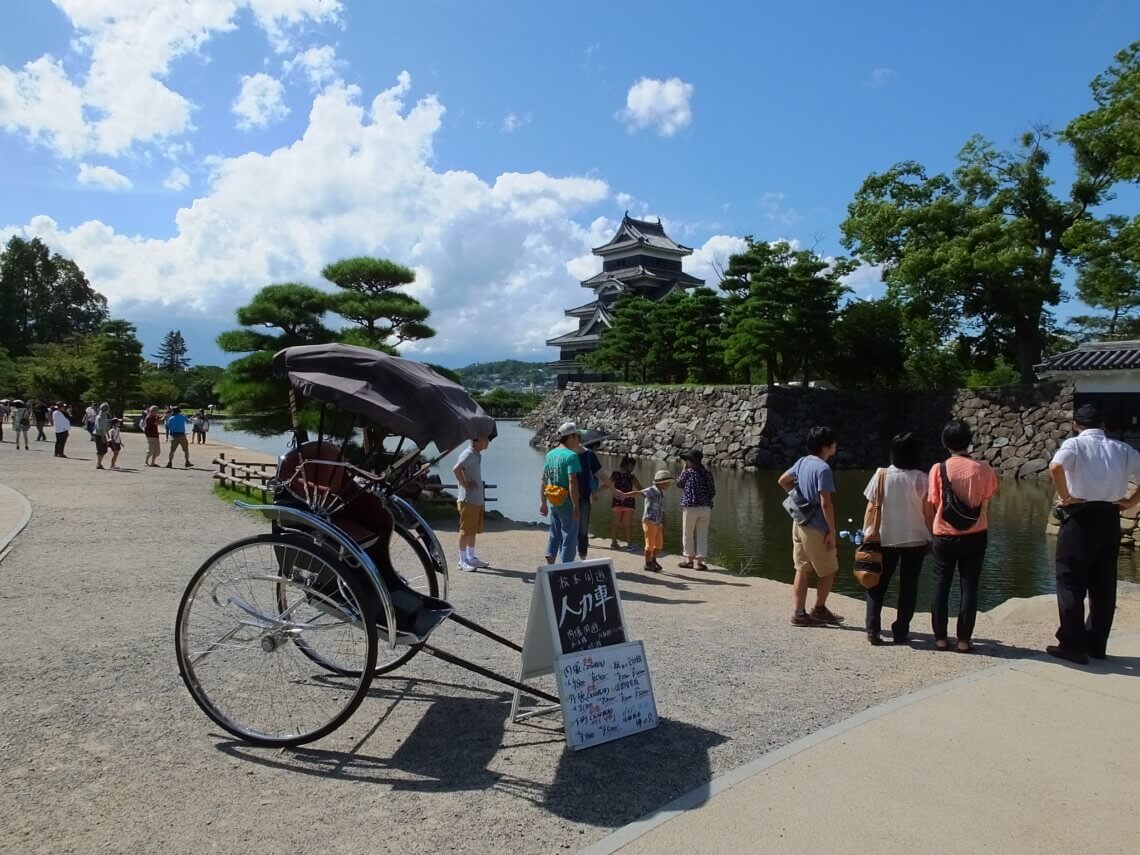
[792,524,838,577]
[458,501,485,536]
[147,436,161,456]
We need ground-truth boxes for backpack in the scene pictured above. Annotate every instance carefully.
[939,460,982,530]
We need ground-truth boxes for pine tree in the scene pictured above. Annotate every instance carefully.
[153,329,190,372]
[92,320,144,414]
[322,257,435,350]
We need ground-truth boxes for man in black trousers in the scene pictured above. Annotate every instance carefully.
[1048,403,1140,664]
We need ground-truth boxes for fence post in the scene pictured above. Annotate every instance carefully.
[217,452,226,489]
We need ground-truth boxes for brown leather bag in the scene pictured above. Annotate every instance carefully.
[853,468,885,589]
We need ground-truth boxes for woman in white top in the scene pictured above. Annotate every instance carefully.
[862,432,935,645]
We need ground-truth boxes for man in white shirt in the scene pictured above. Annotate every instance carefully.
[1048,403,1140,664]
[453,435,492,571]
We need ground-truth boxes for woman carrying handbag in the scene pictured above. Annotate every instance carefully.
[861,433,935,645]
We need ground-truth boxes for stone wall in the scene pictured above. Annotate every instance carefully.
[524,381,1074,479]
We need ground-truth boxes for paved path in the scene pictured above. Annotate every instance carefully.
[589,631,1140,855]
[0,481,32,560]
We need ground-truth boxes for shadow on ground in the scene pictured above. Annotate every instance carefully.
[215,679,727,828]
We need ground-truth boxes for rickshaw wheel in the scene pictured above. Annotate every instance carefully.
[284,524,438,677]
[175,533,378,747]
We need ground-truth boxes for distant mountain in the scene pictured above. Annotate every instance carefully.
[456,359,554,391]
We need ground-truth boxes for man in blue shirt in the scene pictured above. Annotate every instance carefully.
[779,425,845,627]
[165,406,192,468]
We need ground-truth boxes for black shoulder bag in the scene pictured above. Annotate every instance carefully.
[939,460,981,531]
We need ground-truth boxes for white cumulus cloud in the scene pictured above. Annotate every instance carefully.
[3,74,611,366]
[76,162,132,191]
[618,77,694,136]
[233,73,289,129]
[163,167,191,191]
[284,44,341,88]
[0,0,341,157]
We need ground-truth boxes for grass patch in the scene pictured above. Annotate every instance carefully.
[213,481,271,508]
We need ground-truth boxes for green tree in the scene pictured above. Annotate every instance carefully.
[139,366,182,409]
[322,257,435,349]
[91,320,144,414]
[16,339,96,414]
[180,365,225,409]
[828,298,909,391]
[721,240,853,385]
[1063,40,1140,185]
[0,236,108,357]
[1063,215,1140,339]
[216,283,334,434]
[153,329,190,372]
[582,295,654,381]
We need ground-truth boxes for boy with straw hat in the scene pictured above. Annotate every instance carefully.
[618,469,673,573]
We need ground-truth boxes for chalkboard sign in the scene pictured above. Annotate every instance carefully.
[557,640,658,750]
[545,561,627,654]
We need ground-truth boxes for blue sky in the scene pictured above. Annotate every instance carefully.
[1,0,1137,368]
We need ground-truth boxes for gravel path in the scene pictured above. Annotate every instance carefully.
[0,433,1128,854]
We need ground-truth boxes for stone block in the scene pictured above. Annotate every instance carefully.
[1018,459,1048,478]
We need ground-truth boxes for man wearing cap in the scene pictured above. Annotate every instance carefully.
[540,422,583,564]
[1048,403,1140,664]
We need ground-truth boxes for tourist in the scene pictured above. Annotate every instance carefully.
[676,448,716,571]
[164,405,173,439]
[0,399,8,442]
[143,405,162,467]
[93,403,111,469]
[1047,404,1140,664]
[539,422,583,565]
[928,419,999,653]
[108,418,124,469]
[192,409,210,445]
[10,399,30,450]
[52,402,71,457]
[84,401,97,438]
[453,434,493,572]
[862,432,934,645]
[165,406,192,468]
[576,434,607,560]
[609,456,643,550]
[778,426,845,627]
[619,469,672,573]
[32,398,48,441]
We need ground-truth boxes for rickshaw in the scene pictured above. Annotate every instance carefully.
[174,343,559,747]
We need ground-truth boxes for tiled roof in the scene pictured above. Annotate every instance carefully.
[580,266,704,288]
[1036,341,1140,374]
[564,300,601,317]
[592,213,693,255]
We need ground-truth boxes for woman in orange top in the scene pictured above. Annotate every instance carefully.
[927,420,999,652]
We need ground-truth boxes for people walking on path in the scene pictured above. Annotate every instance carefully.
[928,419,999,653]
[192,409,210,445]
[1047,403,1140,664]
[32,399,48,441]
[84,402,97,438]
[609,456,642,550]
[576,435,606,560]
[779,426,846,627]
[108,418,124,469]
[453,434,493,572]
[676,448,716,571]
[862,432,934,645]
[52,403,71,457]
[539,422,583,565]
[10,399,31,450]
[618,470,672,573]
[143,405,162,467]
[165,406,192,468]
[93,403,111,469]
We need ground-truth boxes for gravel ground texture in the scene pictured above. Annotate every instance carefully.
[3,433,1138,854]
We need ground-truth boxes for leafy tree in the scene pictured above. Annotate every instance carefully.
[1063,214,1140,339]
[1063,40,1140,185]
[0,346,16,396]
[721,240,853,385]
[0,236,108,357]
[139,368,181,410]
[16,339,96,415]
[966,357,1021,389]
[91,320,143,414]
[583,295,654,381]
[153,329,190,372]
[323,257,435,349]
[216,283,334,434]
[674,287,728,383]
[828,298,909,390]
[180,365,225,409]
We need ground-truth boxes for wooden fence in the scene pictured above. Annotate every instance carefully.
[213,452,276,501]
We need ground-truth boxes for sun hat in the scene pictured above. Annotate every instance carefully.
[555,421,584,440]
[679,448,703,464]
[653,469,673,482]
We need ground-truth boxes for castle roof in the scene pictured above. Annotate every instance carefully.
[580,265,705,289]
[1036,340,1140,375]
[592,213,693,256]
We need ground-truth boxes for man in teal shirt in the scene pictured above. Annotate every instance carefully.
[165,406,192,468]
[540,422,583,564]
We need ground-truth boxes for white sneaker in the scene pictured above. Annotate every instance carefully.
[467,557,491,569]
[457,561,476,572]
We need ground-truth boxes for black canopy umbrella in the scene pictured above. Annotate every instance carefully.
[272,344,497,452]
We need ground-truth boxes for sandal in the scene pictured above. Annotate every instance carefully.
[677,560,695,569]
[956,641,974,653]
[935,640,950,651]
[695,563,709,572]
